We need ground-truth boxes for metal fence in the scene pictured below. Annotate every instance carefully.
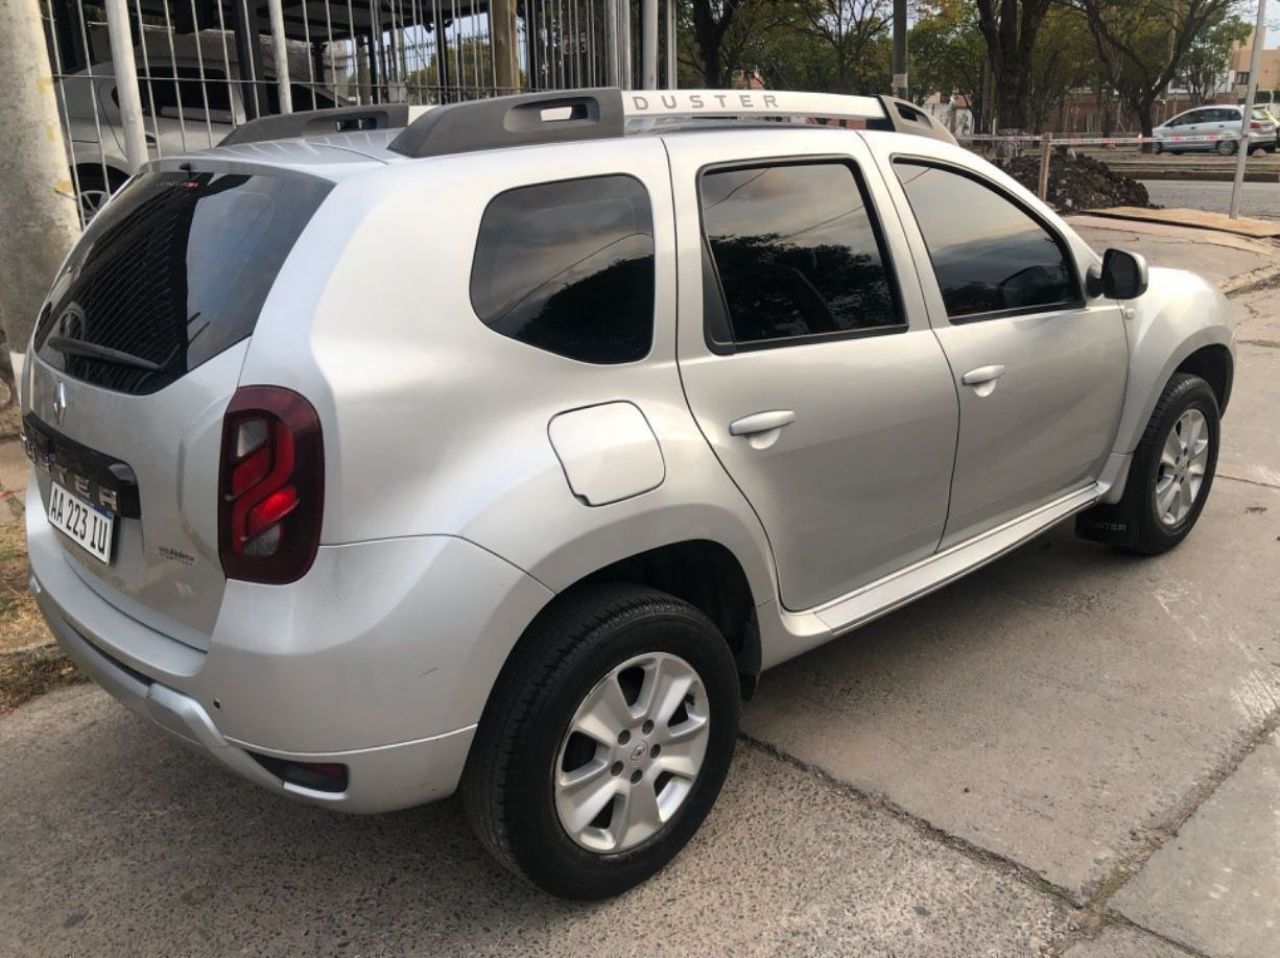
[40,0,679,225]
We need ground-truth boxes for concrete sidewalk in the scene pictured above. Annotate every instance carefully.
[0,218,1277,957]
[1068,213,1280,293]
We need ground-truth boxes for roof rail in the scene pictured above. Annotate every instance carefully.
[221,104,431,147]
[380,87,957,160]
[388,89,625,158]
[623,90,956,144]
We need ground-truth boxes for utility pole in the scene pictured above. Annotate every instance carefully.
[892,0,908,99]
[491,0,519,94]
[0,0,82,397]
[642,0,659,90]
[1230,0,1266,219]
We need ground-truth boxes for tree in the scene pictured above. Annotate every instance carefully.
[1026,5,1102,131]
[683,0,796,87]
[974,0,1056,131]
[1070,0,1242,139]
[911,0,990,132]
[1179,14,1251,104]
[799,0,893,93]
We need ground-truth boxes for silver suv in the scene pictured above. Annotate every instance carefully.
[23,89,1234,900]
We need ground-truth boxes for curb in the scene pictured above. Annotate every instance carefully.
[1222,261,1280,296]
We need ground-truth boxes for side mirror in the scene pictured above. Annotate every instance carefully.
[1101,248,1149,300]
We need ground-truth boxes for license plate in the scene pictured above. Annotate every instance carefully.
[48,480,114,564]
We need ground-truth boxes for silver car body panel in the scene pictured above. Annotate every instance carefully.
[24,109,1235,812]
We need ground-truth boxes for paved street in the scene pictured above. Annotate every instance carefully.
[1143,180,1280,219]
[1,217,1277,956]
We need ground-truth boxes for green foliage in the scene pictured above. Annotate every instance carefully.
[910,0,987,126]
[1070,0,1242,134]
[1179,14,1252,103]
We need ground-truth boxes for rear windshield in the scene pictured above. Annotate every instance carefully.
[35,169,331,395]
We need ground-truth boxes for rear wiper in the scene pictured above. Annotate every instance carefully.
[45,335,162,372]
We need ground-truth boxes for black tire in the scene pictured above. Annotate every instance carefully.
[462,584,741,900]
[1217,138,1237,156]
[1153,141,1163,155]
[1078,373,1219,554]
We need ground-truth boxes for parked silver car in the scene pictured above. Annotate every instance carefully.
[23,89,1234,899]
[1152,103,1277,154]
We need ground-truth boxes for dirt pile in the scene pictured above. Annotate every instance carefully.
[1000,151,1152,211]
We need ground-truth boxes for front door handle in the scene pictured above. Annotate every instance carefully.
[729,409,796,436]
[961,364,1006,386]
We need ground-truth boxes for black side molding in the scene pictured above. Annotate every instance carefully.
[388,89,625,159]
[220,105,417,146]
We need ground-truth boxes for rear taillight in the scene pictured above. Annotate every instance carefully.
[218,386,323,584]
[1251,120,1264,129]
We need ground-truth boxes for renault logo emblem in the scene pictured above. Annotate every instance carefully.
[52,381,67,426]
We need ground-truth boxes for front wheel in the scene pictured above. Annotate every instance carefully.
[462,584,741,899]
[1077,373,1219,553]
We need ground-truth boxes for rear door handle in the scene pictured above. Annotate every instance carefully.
[729,409,796,437]
[961,365,1006,386]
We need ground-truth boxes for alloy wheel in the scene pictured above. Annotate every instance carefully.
[554,651,710,854]
[1154,408,1210,526]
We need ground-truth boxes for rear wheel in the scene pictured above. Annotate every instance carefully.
[462,584,740,900]
[1217,138,1238,156]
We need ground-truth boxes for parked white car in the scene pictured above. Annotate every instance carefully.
[1152,104,1277,155]
[58,59,345,220]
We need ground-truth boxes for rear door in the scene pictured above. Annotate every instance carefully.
[24,166,331,649]
[666,129,959,611]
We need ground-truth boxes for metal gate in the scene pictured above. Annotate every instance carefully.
[40,0,679,225]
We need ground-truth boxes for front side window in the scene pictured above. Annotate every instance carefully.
[894,161,1078,320]
[699,161,900,347]
[471,175,654,364]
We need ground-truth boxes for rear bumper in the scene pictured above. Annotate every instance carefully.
[27,478,553,813]
[33,569,477,814]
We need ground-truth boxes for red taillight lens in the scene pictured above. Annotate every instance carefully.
[1251,120,1264,129]
[219,386,323,584]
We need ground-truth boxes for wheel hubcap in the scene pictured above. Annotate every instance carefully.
[554,651,710,853]
[78,189,109,223]
[1155,408,1210,526]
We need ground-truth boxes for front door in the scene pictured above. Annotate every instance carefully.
[887,158,1129,547]
[666,130,960,611]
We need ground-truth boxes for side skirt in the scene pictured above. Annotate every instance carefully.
[760,483,1103,670]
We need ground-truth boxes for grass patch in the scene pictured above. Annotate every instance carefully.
[0,646,85,714]
[0,520,50,654]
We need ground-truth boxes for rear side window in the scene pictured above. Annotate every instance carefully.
[36,170,331,395]
[471,175,654,364]
[699,161,901,348]
[894,161,1078,320]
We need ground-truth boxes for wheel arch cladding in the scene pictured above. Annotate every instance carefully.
[500,539,762,702]
[1112,267,1234,455]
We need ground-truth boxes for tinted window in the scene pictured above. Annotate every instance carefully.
[894,161,1077,319]
[471,175,654,364]
[36,170,331,394]
[700,162,899,346]
[118,67,233,120]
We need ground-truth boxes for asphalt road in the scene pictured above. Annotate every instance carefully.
[1,220,1278,957]
[1143,179,1280,219]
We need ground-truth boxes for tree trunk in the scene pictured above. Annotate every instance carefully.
[1137,98,1156,153]
[996,67,1030,131]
